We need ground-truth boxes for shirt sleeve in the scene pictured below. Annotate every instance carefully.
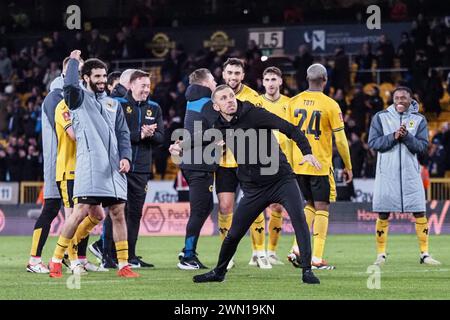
[329,101,345,133]
[55,103,72,131]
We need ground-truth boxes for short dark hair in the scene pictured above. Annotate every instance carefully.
[81,58,107,77]
[223,57,245,70]
[392,86,413,97]
[211,84,232,101]
[263,66,282,78]
[107,71,121,86]
[129,70,150,83]
[188,68,211,85]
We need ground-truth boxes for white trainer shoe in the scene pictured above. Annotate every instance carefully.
[248,255,257,266]
[420,254,441,265]
[83,261,109,272]
[227,259,235,270]
[255,255,272,269]
[373,254,386,266]
[70,264,88,276]
[267,253,284,265]
[26,262,49,273]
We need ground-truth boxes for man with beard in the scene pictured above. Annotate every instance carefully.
[49,50,138,278]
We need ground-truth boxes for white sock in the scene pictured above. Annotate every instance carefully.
[377,253,386,258]
[256,250,266,257]
[51,257,62,263]
[420,252,429,258]
[29,256,41,265]
[118,262,128,270]
[79,258,88,265]
[312,256,322,264]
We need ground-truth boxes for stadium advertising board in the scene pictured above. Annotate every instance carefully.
[284,22,409,54]
[1,201,449,236]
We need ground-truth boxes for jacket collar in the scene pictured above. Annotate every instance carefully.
[125,91,149,106]
[387,99,419,117]
[185,84,212,101]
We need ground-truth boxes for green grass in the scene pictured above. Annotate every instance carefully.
[1,235,450,300]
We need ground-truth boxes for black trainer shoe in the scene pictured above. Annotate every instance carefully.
[101,254,118,269]
[302,269,320,284]
[287,252,301,268]
[129,256,155,268]
[88,241,104,261]
[177,255,209,270]
[193,270,225,283]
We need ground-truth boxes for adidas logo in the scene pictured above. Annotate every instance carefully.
[376,230,384,237]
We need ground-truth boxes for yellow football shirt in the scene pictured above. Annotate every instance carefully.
[220,84,260,168]
[55,100,76,181]
[255,93,293,167]
[287,90,345,176]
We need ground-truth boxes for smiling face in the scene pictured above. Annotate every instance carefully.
[130,76,151,102]
[212,86,238,117]
[393,89,412,113]
[222,64,244,91]
[84,68,107,94]
[262,72,282,96]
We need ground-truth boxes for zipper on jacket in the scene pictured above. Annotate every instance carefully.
[133,105,142,172]
[108,132,118,199]
[399,114,404,212]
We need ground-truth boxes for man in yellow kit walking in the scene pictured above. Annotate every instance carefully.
[287,63,352,270]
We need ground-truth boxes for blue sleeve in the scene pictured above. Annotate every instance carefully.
[63,59,83,110]
[368,113,398,152]
[401,117,428,155]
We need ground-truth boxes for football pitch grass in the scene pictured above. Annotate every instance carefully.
[1,234,450,300]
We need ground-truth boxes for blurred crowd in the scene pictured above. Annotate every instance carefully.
[0,10,449,182]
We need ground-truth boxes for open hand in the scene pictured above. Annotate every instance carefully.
[300,154,322,170]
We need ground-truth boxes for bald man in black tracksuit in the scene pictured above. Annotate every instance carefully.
[172,85,320,284]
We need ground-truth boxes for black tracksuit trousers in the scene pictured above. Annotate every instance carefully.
[215,176,312,275]
[181,169,214,257]
[126,172,150,259]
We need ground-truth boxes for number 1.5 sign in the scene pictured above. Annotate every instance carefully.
[248,30,283,49]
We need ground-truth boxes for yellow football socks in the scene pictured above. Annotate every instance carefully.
[375,218,389,254]
[250,213,266,252]
[218,212,233,241]
[313,210,329,260]
[415,216,429,253]
[115,240,129,268]
[53,236,71,262]
[268,210,283,252]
